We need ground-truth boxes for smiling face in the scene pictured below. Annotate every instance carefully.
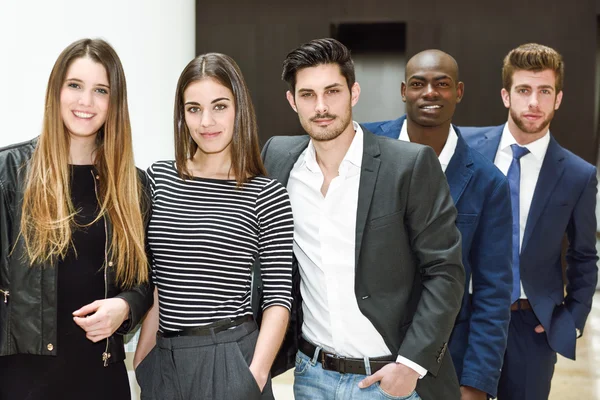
[286,63,360,142]
[502,69,563,143]
[402,51,463,128]
[183,77,236,156]
[59,56,110,140]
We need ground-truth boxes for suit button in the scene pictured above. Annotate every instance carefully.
[47,343,54,351]
[437,356,442,363]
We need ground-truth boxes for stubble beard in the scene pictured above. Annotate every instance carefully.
[509,102,555,135]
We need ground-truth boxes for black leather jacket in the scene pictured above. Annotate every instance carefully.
[0,138,153,366]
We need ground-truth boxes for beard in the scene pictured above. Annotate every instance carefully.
[510,107,554,135]
[299,109,353,142]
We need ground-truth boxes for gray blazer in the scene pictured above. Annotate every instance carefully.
[261,127,465,400]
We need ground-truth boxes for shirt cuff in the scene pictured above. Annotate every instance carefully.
[395,355,427,378]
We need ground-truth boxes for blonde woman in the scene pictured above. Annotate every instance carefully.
[0,38,152,400]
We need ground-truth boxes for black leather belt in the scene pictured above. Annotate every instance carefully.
[299,338,395,375]
[158,315,253,338]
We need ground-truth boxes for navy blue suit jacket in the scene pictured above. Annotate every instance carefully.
[461,124,598,360]
[364,116,512,397]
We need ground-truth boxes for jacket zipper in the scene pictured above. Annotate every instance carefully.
[91,170,111,367]
[0,289,9,304]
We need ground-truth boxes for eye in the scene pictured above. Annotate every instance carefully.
[411,82,423,87]
[214,103,227,111]
[517,88,529,94]
[438,82,449,87]
[541,89,551,95]
[300,92,313,98]
[326,89,339,95]
[95,88,109,95]
[67,82,81,89]
[187,107,200,113]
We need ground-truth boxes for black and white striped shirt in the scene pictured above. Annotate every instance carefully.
[147,161,294,332]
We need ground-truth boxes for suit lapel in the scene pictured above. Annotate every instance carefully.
[273,137,310,187]
[477,125,504,161]
[521,136,566,252]
[445,129,474,204]
[355,128,381,266]
[381,116,405,139]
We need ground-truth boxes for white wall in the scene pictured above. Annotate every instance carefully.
[0,1,196,397]
[0,0,196,169]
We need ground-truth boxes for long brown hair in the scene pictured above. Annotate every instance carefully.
[173,53,266,185]
[20,38,148,288]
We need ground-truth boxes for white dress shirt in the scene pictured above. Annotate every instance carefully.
[398,120,458,172]
[287,121,427,377]
[494,124,550,299]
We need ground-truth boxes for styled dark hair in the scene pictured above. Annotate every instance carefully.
[173,53,266,186]
[282,38,355,92]
[502,43,564,92]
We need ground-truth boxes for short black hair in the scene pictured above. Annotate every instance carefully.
[282,38,355,92]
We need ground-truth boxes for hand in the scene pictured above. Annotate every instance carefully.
[460,385,487,400]
[249,363,268,392]
[535,324,545,333]
[73,298,130,342]
[358,362,419,397]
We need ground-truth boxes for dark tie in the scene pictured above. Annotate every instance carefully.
[508,144,530,303]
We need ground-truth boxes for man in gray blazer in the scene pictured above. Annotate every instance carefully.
[263,38,465,400]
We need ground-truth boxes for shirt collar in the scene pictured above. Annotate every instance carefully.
[301,121,363,176]
[499,123,550,161]
[399,120,458,172]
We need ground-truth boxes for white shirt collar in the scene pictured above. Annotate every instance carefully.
[499,123,550,161]
[301,121,363,177]
[399,120,458,172]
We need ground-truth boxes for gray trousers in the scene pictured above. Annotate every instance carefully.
[136,320,273,400]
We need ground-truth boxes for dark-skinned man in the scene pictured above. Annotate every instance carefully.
[364,50,513,400]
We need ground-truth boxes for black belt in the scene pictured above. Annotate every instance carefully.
[158,315,253,338]
[299,338,395,375]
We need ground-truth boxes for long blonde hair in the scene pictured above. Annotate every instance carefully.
[20,38,148,288]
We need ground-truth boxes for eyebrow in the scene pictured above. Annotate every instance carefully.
[297,83,344,93]
[65,78,110,89]
[409,74,452,81]
[184,97,231,106]
[514,84,554,90]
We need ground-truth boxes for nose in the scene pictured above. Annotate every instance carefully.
[200,110,215,127]
[315,95,328,115]
[528,93,539,109]
[423,83,439,99]
[78,89,93,107]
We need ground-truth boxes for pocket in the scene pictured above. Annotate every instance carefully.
[368,210,403,229]
[233,341,263,397]
[455,213,477,226]
[294,352,310,376]
[376,384,419,400]
[135,346,157,392]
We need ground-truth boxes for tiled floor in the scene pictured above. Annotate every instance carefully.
[272,291,600,399]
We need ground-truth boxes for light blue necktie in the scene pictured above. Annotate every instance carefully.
[508,144,530,303]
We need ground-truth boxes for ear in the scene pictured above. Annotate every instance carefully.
[456,81,465,103]
[501,88,510,109]
[350,82,361,107]
[554,90,563,110]
[286,90,297,113]
[401,81,407,102]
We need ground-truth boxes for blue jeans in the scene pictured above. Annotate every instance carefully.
[293,349,421,400]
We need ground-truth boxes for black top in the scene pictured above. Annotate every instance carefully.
[0,165,130,400]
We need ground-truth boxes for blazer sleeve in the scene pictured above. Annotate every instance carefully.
[460,177,512,397]
[565,167,599,333]
[398,146,465,376]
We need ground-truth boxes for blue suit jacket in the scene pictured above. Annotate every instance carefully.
[461,124,599,360]
[364,116,512,397]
